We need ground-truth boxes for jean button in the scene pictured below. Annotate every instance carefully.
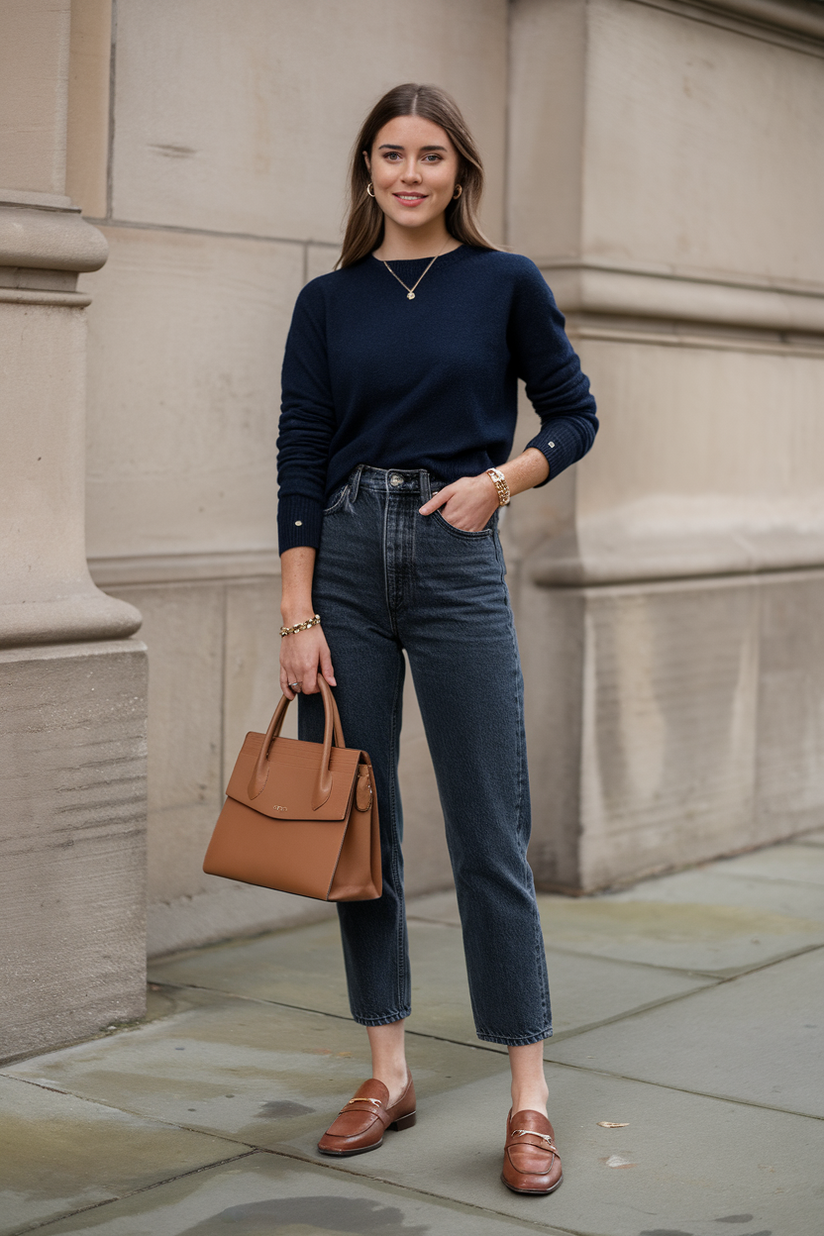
[390,473,404,486]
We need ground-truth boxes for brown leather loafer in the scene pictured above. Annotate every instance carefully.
[501,1108,563,1194]
[317,1074,416,1156]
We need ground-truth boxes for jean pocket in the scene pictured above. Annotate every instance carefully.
[432,509,494,540]
[322,485,349,516]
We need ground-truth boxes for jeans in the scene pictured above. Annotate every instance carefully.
[298,465,551,1045]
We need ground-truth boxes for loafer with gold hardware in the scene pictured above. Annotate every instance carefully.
[502,1108,563,1194]
[317,1074,416,1156]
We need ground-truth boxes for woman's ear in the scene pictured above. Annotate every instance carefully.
[362,149,371,172]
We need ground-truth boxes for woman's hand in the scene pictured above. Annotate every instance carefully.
[418,451,551,531]
[279,545,335,700]
[279,625,336,700]
[418,472,499,531]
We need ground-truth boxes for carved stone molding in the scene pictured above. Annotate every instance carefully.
[693,0,824,41]
[544,263,824,336]
[0,197,107,273]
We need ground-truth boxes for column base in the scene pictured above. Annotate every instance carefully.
[0,638,147,1061]
[522,569,824,892]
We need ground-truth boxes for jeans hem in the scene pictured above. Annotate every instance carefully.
[475,1027,553,1047]
[351,1010,411,1028]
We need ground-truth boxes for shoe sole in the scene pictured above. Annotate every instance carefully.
[501,1170,563,1195]
[317,1140,384,1157]
[317,1110,416,1156]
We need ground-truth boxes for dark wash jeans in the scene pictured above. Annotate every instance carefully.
[298,465,551,1045]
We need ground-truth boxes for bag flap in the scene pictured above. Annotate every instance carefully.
[226,731,362,821]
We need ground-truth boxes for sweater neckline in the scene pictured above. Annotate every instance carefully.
[370,244,468,269]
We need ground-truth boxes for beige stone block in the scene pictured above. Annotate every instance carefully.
[579,579,760,889]
[0,639,147,1060]
[756,571,824,837]
[108,582,224,905]
[306,243,339,284]
[0,0,71,195]
[523,576,763,891]
[146,882,334,958]
[507,0,586,259]
[110,0,506,243]
[81,227,303,560]
[581,0,824,286]
[66,0,111,218]
[510,0,824,289]
[531,336,824,584]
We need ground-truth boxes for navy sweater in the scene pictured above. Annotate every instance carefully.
[277,244,597,552]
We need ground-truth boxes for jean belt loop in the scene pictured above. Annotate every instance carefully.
[348,464,364,505]
[419,469,431,503]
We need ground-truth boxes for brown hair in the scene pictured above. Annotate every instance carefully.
[338,83,497,269]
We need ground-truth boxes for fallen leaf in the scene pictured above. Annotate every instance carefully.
[597,1121,629,1128]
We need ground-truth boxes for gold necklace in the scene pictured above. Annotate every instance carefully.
[381,242,451,300]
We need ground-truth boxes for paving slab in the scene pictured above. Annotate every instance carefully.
[607,864,824,923]
[267,1062,824,1236]
[148,912,716,1049]
[11,1007,824,1236]
[3,994,509,1153]
[410,886,824,976]
[538,896,824,977]
[711,842,824,886]
[0,1073,244,1236]
[21,1151,562,1236]
[545,946,824,1117]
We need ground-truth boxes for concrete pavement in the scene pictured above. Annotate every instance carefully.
[2,830,823,1235]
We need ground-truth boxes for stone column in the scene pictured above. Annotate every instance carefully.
[506,0,824,891]
[0,0,148,1058]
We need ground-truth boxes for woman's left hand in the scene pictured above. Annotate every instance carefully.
[419,472,499,532]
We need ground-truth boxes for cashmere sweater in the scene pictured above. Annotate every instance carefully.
[277,244,597,553]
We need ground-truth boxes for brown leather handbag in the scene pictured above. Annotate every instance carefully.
[203,678,381,901]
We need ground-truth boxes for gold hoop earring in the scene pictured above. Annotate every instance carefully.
[366,182,375,198]
[452,184,463,200]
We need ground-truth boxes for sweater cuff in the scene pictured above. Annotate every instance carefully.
[526,423,580,487]
[278,495,323,553]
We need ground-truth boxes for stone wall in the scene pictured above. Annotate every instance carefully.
[504,0,824,889]
[31,0,824,976]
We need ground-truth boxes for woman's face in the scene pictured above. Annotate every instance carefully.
[365,114,460,234]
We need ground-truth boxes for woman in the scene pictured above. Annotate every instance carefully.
[277,83,597,1195]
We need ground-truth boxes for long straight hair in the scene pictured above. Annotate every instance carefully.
[338,83,498,269]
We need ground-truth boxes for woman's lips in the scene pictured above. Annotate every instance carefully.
[394,193,427,205]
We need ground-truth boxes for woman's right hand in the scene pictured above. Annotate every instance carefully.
[279,625,336,700]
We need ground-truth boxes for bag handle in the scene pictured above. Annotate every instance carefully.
[248,677,345,808]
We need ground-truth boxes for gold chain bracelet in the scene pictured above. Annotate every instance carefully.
[486,467,511,506]
[280,613,321,638]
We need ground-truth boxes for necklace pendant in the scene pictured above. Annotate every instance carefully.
[407,291,415,300]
